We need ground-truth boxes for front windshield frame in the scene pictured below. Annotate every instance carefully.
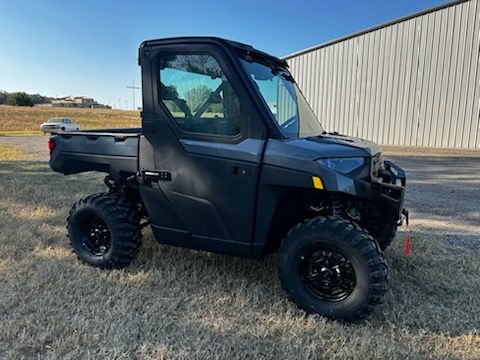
[239,58,324,139]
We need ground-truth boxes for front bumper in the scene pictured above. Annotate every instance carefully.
[371,160,406,219]
[40,125,61,132]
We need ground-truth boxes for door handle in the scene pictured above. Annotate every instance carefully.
[143,170,171,181]
[233,166,249,177]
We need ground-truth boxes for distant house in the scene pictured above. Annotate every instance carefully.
[51,96,110,109]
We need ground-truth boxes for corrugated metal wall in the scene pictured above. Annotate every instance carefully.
[285,0,480,148]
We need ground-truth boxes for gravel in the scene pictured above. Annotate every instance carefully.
[385,152,480,249]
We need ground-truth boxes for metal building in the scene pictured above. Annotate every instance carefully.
[284,0,480,149]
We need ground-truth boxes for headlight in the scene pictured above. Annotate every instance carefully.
[317,157,365,174]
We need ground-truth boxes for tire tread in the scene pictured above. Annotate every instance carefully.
[277,216,388,321]
[67,192,142,269]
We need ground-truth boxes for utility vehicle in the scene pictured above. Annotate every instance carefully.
[48,37,407,321]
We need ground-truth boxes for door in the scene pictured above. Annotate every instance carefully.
[139,43,266,257]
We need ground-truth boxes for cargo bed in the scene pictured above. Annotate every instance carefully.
[49,128,141,178]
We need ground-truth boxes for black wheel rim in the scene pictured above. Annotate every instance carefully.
[299,247,356,302]
[81,216,111,256]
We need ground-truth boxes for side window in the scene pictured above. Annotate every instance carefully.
[158,53,241,137]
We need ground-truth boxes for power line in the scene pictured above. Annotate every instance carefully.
[126,80,140,110]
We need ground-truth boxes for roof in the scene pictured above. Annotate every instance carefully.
[283,0,470,59]
[139,36,287,67]
[53,96,93,100]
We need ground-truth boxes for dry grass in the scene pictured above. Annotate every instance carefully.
[0,105,140,135]
[0,154,478,359]
[0,145,35,161]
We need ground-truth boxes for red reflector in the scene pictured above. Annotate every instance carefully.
[48,139,56,156]
[405,235,412,255]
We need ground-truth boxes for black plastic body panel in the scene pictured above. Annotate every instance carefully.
[370,160,407,219]
[49,131,140,179]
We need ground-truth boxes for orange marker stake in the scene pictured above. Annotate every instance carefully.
[404,217,412,255]
[405,235,412,255]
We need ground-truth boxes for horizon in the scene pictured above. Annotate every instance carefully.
[0,0,446,109]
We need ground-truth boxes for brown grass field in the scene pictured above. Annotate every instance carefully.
[0,145,479,359]
[0,105,140,135]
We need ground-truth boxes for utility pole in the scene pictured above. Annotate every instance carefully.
[126,80,140,110]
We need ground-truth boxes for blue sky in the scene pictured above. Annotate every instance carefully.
[0,0,446,109]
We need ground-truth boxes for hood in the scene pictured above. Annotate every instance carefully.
[263,134,381,172]
[306,133,381,158]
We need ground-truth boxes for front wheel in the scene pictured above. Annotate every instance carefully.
[67,192,142,269]
[277,216,387,321]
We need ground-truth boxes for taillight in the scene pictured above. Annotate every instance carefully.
[48,139,56,156]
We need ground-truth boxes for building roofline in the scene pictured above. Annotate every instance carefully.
[283,0,470,59]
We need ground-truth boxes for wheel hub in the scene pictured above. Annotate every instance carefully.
[300,248,356,302]
[319,267,335,284]
[82,219,111,256]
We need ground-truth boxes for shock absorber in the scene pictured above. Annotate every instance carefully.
[330,195,343,217]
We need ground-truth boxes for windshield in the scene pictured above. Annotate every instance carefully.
[241,59,324,138]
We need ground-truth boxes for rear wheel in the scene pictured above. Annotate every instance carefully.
[67,192,141,269]
[277,216,388,321]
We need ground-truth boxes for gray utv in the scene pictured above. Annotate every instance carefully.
[49,37,407,321]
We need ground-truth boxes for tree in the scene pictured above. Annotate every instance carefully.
[30,93,52,105]
[0,91,51,106]
[184,85,212,113]
[6,92,33,106]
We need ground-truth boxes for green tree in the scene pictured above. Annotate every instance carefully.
[0,91,7,105]
[30,93,52,105]
[6,92,33,106]
[184,85,211,113]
